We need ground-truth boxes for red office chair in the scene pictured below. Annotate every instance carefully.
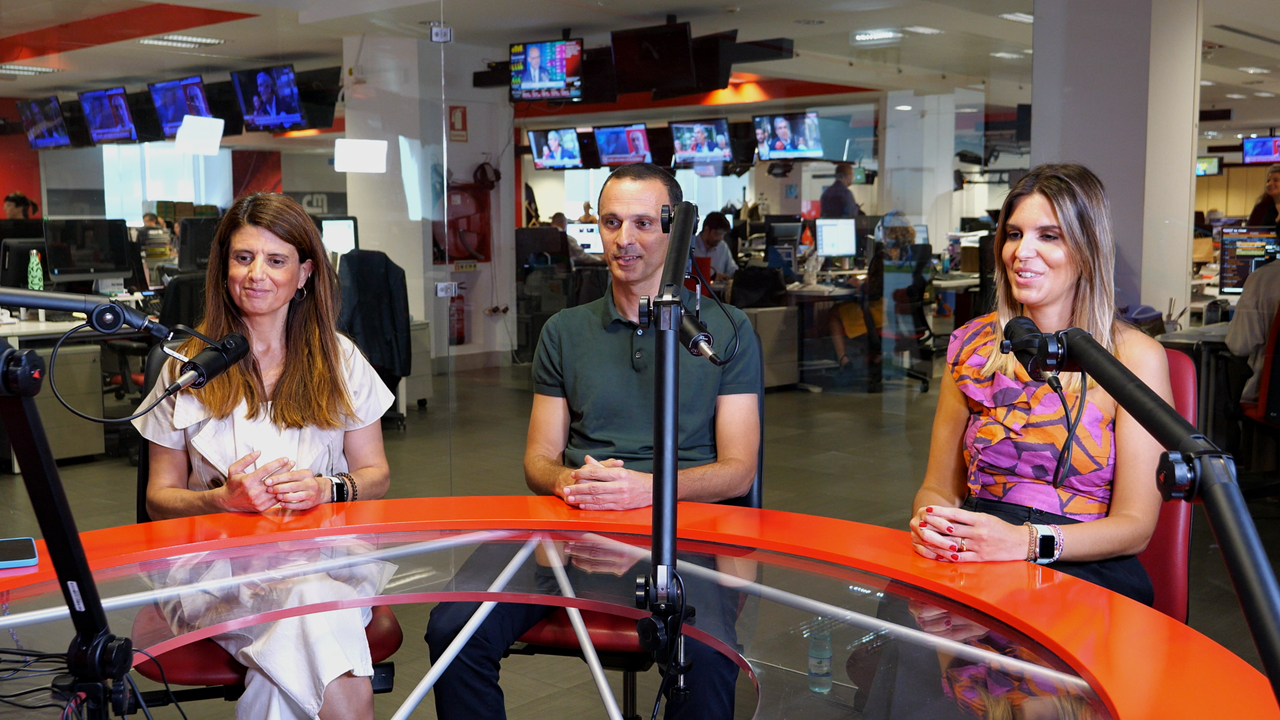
[508,333,766,720]
[1134,349,1196,624]
[130,343,403,707]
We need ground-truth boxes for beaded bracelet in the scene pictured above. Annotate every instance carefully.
[1049,524,1065,562]
[1024,523,1037,562]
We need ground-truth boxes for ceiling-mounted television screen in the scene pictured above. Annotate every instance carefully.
[1195,157,1222,176]
[670,118,732,167]
[1243,137,1280,165]
[231,64,306,132]
[78,87,137,143]
[528,128,583,170]
[16,97,71,149]
[610,23,695,95]
[149,75,212,138]
[510,39,583,102]
[753,112,823,160]
[594,124,652,166]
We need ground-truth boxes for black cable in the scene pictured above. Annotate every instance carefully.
[47,323,180,424]
[125,673,155,720]
[687,255,741,364]
[1047,372,1088,488]
[132,648,188,720]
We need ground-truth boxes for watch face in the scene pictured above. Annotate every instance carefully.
[1038,533,1056,559]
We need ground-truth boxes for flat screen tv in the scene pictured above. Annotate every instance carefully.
[509,39,583,102]
[610,23,695,95]
[77,87,137,143]
[1195,156,1221,176]
[593,124,651,166]
[1243,137,1280,165]
[16,97,71,149]
[670,118,732,167]
[528,128,583,170]
[149,75,212,138]
[230,64,307,132]
[753,112,823,160]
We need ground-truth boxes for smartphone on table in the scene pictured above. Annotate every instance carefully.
[0,537,38,569]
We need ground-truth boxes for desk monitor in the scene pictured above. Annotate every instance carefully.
[42,220,131,283]
[1220,226,1279,294]
[815,218,857,257]
[178,217,221,272]
[319,217,359,255]
[770,223,802,245]
[565,223,602,253]
[912,224,930,248]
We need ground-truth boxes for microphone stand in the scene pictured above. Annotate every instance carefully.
[1051,327,1280,702]
[0,289,170,718]
[634,201,699,705]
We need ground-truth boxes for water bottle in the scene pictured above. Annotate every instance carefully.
[807,621,832,693]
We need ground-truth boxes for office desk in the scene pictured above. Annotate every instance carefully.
[787,286,857,383]
[1158,322,1231,439]
[0,496,1271,719]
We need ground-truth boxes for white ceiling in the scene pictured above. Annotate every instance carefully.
[0,0,1275,146]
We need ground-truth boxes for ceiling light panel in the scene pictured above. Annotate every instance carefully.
[999,13,1034,24]
[1226,93,1247,99]
[990,52,1023,60]
[851,29,902,44]
[139,38,199,49]
[1239,66,1272,74]
[903,26,943,35]
[0,64,58,75]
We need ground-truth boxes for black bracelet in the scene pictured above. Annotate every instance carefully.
[336,471,357,502]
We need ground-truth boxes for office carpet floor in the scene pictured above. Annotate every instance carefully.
[2,353,1278,718]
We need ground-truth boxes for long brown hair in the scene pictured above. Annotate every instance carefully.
[1256,163,1280,207]
[981,164,1118,392]
[179,193,353,429]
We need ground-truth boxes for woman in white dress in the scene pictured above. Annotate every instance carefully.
[134,192,394,720]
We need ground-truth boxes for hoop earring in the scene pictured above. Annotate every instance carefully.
[294,286,307,301]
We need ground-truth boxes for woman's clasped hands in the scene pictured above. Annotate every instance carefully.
[223,450,329,513]
[911,505,1028,563]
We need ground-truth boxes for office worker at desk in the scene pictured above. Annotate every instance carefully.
[134,193,395,720]
[1226,252,1280,406]
[426,163,761,720]
[911,164,1172,604]
[1246,162,1280,229]
[692,211,737,279]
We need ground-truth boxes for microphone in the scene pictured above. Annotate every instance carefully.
[1000,316,1044,378]
[168,333,250,392]
[679,314,723,365]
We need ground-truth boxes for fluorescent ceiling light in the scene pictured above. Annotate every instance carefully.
[1201,80,1216,86]
[139,38,199,49]
[0,64,59,75]
[1226,93,1247,99]
[894,105,913,111]
[139,34,224,49]
[335,138,388,173]
[990,52,1023,60]
[1256,92,1277,97]
[852,29,902,43]
[1022,48,1033,54]
[174,115,225,156]
[904,26,943,35]
[1252,134,1258,138]
[1239,66,1272,74]
[955,107,981,113]
[161,35,224,45]
[999,12,1034,24]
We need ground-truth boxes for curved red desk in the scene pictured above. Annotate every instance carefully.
[0,496,1274,719]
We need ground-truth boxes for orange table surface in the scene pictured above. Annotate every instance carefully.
[1,495,1274,719]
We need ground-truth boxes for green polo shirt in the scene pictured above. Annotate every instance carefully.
[532,289,761,473]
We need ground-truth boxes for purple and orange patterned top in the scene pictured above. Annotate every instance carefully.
[948,314,1115,521]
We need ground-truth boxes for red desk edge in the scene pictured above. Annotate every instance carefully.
[2,496,1274,719]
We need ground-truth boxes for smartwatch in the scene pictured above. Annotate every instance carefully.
[1030,524,1057,564]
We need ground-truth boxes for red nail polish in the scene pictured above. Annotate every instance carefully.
[947,527,954,533]
[950,545,957,552]
[919,521,927,528]
[951,554,959,561]
[926,507,933,513]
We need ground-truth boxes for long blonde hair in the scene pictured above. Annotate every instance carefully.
[980,164,1118,391]
[178,193,353,429]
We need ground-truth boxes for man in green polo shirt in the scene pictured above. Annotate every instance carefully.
[426,163,760,720]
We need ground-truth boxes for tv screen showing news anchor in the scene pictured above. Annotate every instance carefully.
[528,128,583,170]
[594,124,652,166]
[753,112,823,160]
[231,64,306,132]
[1243,137,1280,165]
[78,87,137,143]
[149,75,212,138]
[510,39,583,101]
[670,119,732,166]
[16,97,71,149]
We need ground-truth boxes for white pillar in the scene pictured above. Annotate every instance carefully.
[883,90,957,244]
[1031,0,1201,312]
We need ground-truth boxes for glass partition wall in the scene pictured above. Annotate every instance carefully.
[0,1,1271,718]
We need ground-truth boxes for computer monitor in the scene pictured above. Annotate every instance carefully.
[1220,226,1279,294]
[815,218,857,257]
[912,224,930,248]
[178,217,221,272]
[565,223,602,253]
[319,217,359,255]
[42,220,132,283]
[771,223,802,244]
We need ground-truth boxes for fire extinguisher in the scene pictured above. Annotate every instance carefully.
[449,291,466,346]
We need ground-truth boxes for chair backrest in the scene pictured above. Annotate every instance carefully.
[717,330,764,510]
[136,342,176,523]
[1136,348,1196,623]
[1243,302,1280,427]
[158,273,206,330]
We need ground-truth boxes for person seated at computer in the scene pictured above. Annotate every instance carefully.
[1246,163,1280,230]
[693,211,737,280]
[820,163,862,219]
[4,192,38,219]
[910,163,1172,604]
[134,192,395,720]
[549,211,603,266]
[426,163,761,720]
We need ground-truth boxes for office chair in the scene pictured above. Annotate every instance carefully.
[507,332,766,720]
[1235,303,1280,499]
[881,244,941,393]
[1134,349,1196,623]
[129,343,403,706]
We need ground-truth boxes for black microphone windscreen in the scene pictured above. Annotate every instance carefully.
[182,333,250,388]
[1002,316,1042,377]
